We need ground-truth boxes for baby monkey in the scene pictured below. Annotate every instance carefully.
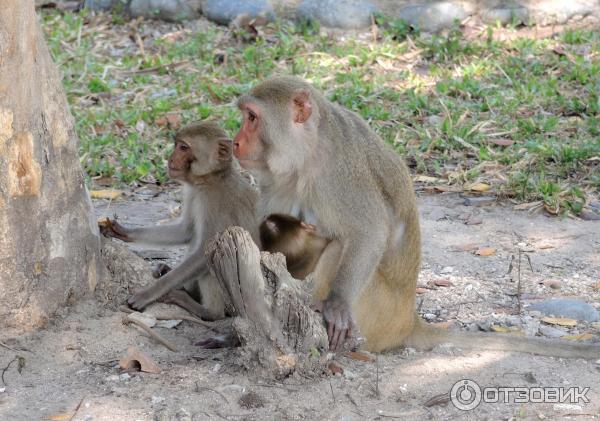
[100,121,258,320]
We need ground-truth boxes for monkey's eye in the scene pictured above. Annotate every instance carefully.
[248,111,257,122]
[178,143,189,151]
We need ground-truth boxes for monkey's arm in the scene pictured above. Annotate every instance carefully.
[100,216,193,246]
[323,225,388,350]
[127,248,207,310]
[312,240,343,301]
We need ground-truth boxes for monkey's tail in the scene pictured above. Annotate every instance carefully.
[403,318,600,360]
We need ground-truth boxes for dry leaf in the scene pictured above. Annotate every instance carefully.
[90,189,122,200]
[415,287,428,294]
[343,351,374,362]
[490,325,510,333]
[489,138,514,147]
[465,182,491,192]
[465,217,483,225]
[119,346,161,373]
[536,243,555,250]
[328,361,343,375]
[44,414,74,421]
[451,243,478,252]
[540,279,561,289]
[514,201,542,210]
[413,175,439,183]
[541,317,577,327]
[563,333,594,341]
[433,279,453,287]
[475,247,496,256]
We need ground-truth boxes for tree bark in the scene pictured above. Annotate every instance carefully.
[0,0,102,329]
[206,227,328,378]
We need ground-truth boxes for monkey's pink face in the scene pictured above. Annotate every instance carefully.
[234,103,266,170]
[168,140,193,180]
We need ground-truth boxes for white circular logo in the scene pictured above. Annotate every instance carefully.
[450,379,482,411]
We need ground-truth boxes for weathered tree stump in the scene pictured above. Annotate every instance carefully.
[206,227,328,378]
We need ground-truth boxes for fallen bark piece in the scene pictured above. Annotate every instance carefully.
[119,346,161,374]
[206,227,328,379]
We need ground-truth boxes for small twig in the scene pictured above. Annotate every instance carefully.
[120,305,216,329]
[118,59,191,75]
[1,357,19,386]
[69,397,85,421]
[123,316,177,352]
[329,379,336,404]
[195,383,229,403]
[0,342,19,352]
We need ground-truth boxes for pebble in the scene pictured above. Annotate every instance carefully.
[119,373,131,381]
[212,363,222,373]
[129,0,201,21]
[106,374,120,382]
[539,325,567,338]
[396,1,474,33]
[530,299,599,322]
[151,395,165,405]
[297,0,377,29]
[423,313,436,321]
[202,0,273,25]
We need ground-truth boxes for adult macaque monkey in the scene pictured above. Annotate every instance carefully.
[233,76,599,359]
[101,121,258,320]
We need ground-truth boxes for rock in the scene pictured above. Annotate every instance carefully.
[129,0,201,22]
[202,0,274,25]
[297,0,377,29]
[530,299,599,322]
[579,209,600,221]
[423,313,436,321]
[463,196,496,206]
[531,0,596,25]
[396,1,475,33]
[481,5,529,25]
[539,324,566,338]
[84,0,116,11]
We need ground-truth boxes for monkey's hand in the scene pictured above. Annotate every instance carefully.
[322,297,356,351]
[127,287,160,311]
[98,218,132,242]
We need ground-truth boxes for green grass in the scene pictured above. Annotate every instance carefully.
[41,11,599,214]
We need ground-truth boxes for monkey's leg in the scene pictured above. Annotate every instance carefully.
[163,289,224,321]
[206,227,328,378]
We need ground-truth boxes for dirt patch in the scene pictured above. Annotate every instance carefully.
[0,190,598,420]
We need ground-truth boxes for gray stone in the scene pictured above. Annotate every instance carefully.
[84,0,119,11]
[397,1,475,33]
[539,324,567,338]
[530,0,597,25]
[481,6,529,25]
[297,0,377,29]
[129,0,201,21]
[202,0,274,25]
[530,299,599,322]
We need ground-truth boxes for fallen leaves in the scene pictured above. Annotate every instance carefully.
[541,317,577,327]
[451,243,478,252]
[475,247,496,256]
[119,346,161,374]
[465,182,491,192]
[90,189,122,200]
[343,351,375,362]
[563,333,594,341]
[428,279,453,287]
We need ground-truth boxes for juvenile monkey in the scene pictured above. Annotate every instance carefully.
[233,76,599,358]
[259,213,328,280]
[101,121,258,320]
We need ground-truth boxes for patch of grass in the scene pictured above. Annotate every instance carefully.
[41,10,599,214]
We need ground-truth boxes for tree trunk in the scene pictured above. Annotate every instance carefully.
[0,1,102,329]
[206,227,329,378]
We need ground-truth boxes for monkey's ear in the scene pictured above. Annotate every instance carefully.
[216,139,233,161]
[292,90,312,124]
[265,219,279,234]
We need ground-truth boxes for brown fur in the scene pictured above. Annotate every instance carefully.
[101,121,258,320]
[233,76,600,358]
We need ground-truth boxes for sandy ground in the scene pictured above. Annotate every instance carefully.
[1,189,599,420]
